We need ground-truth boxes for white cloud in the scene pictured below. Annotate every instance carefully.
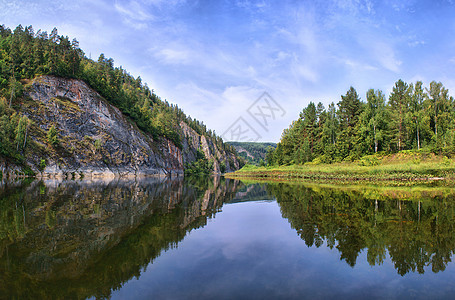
[173,82,222,109]
[0,1,24,17]
[275,51,290,62]
[114,0,155,29]
[407,34,425,47]
[365,0,374,14]
[165,82,291,141]
[375,45,402,73]
[294,64,318,83]
[56,22,111,50]
[331,0,376,17]
[155,48,190,64]
[408,40,425,47]
[343,59,377,71]
[222,85,262,109]
[115,1,153,21]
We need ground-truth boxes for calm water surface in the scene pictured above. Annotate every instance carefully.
[1,177,455,299]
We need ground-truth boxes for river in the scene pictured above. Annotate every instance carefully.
[1,177,455,299]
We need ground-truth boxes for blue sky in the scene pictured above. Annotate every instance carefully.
[1,0,455,142]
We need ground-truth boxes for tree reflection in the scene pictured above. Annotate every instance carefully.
[0,177,241,299]
[267,183,455,275]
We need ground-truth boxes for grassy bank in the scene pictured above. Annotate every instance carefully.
[225,151,455,186]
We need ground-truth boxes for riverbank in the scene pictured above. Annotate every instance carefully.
[225,151,455,186]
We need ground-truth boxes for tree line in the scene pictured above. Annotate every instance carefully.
[267,80,455,165]
[0,24,236,162]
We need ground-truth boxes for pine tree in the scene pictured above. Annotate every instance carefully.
[337,86,362,128]
[336,87,362,159]
[388,80,411,151]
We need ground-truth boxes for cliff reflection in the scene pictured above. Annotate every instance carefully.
[268,183,455,276]
[0,177,241,299]
[4,178,455,298]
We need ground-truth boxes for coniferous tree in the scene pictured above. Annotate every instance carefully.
[388,80,411,151]
[336,87,362,159]
[337,86,362,128]
[358,89,388,153]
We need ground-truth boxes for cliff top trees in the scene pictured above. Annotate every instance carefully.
[0,24,238,163]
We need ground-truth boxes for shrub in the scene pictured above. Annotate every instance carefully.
[39,158,46,171]
[359,155,379,166]
[47,125,59,146]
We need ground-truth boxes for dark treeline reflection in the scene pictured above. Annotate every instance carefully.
[268,183,455,276]
[0,176,241,299]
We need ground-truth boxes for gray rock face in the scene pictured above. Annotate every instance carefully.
[0,75,241,178]
[22,76,184,178]
[179,121,240,172]
[0,75,240,178]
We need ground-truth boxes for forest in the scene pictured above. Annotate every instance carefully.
[0,24,235,163]
[267,80,455,165]
[227,142,276,165]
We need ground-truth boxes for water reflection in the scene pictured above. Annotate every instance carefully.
[268,183,455,276]
[0,176,241,299]
[2,178,455,299]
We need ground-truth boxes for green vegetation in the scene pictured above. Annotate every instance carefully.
[269,182,455,275]
[232,79,455,183]
[46,125,58,146]
[228,150,455,186]
[0,98,30,161]
[267,80,455,166]
[0,177,240,299]
[38,158,46,171]
[227,142,276,165]
[184,149,214,176]
[0,24,237,170]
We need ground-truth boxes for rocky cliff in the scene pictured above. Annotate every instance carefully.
[180,121,241,173]
[1,76,240,178]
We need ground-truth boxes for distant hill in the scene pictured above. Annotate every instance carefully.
[227,142,276,165]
